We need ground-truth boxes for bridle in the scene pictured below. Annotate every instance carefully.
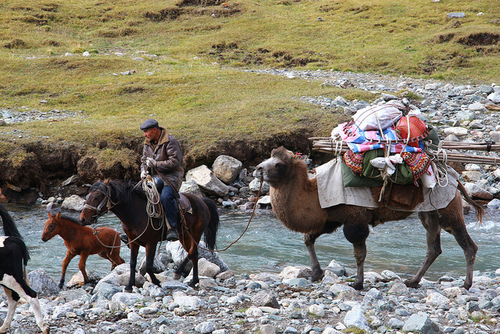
[83,183,114,222]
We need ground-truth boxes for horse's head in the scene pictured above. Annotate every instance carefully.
[41,212,60,242]
[79,180,111,226]
[254,146,296,187]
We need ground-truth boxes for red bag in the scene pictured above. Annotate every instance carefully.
[396,116,429,143]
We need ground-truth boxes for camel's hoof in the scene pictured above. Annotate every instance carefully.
[404,279,420,289]
[311,269,324,282]
[351,280,364,291]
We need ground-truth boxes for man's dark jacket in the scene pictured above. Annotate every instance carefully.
[141,126,184,190]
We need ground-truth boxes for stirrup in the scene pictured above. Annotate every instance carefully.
[167,228,179,242]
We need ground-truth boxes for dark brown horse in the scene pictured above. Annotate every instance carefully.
[78,180,219,291]
[42,212,124,289]
[255,147,484,290]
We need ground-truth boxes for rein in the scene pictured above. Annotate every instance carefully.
[183,177,264,253]
[85,182,154,249]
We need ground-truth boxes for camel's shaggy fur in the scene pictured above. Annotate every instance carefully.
[256,146,483,290]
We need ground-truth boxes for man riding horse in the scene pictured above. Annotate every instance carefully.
[140,118,184,242]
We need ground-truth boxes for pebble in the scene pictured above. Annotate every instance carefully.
[2,69,500,333]
[5,263,498,334]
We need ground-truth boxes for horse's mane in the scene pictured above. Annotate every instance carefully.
[53,212,81,226]
[101,180,147,201]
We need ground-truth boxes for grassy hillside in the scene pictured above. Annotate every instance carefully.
[0,0,499,161]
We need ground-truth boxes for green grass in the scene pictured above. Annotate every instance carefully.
[0,0,499,161]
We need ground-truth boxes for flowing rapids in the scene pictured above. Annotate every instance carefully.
[5,204,499,281]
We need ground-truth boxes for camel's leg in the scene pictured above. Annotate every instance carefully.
[78,251,91,284]
[125,242,140,292]
[60,251,76,289]
[0,288,17,333]
[343,222,369,290]
[449,224,477,290]
[303,233,324,282]
[145,242,160,286]
[406,212,442,288]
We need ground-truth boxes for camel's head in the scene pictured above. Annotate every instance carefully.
[254,146,295,187]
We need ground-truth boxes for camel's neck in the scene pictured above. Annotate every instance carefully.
[270,162,323,234]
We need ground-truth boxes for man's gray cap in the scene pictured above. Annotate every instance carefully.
[140,119,159,131]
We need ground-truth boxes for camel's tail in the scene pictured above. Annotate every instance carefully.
[457,180,485,224]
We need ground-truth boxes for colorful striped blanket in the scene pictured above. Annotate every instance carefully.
[338,121,423,154]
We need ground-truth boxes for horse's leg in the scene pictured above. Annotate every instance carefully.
[189,251,199,288]
[145,242,161,286]
[60,251,76,289]
[0,288,17,333]
[303,232,324,282]
[125,242,139,292]
[78,250,91,284]
[343,222,370,290]
[174,256,190,280]
[0,283,48,333]
[406,212,442,288]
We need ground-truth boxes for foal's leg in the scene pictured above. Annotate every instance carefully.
[0,288,18,333]
[60,250,77,289]
[343,222,370,290]
[303,232,324,282]
[125,242,140,292]
[78,250,91,284]
[406,212,442,288]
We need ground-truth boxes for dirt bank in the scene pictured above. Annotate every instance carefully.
[0,129,316,203]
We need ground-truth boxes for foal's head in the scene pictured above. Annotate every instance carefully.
[41,212,61,242]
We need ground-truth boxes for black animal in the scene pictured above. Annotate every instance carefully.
[0,203,49,333]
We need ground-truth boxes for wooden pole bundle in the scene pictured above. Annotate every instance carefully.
[310,137,500,166]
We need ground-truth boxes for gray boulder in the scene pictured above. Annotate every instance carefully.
[28,268,59,296]
[212,155,243,184]
[186,165,229,197]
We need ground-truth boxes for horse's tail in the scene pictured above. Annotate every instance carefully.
[457,180,484,224]
[202,197,219,250]
[0,203,30,265]
[0,203,23,239]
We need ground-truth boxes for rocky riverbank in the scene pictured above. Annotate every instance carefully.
[7,253,500,334]
[3,69,500,334]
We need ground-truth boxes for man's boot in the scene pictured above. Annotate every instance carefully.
[167,228,179,241]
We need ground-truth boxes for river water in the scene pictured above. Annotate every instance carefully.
[3,204,499,283]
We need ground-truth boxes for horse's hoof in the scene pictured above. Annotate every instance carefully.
[124,286,133,293]
[173,273,181,280]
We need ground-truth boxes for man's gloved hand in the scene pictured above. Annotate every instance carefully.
[140,170,148,179]
[146,157,157,168]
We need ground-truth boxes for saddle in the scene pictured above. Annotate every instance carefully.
[370,182,424,211]
[178,193,192,215]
